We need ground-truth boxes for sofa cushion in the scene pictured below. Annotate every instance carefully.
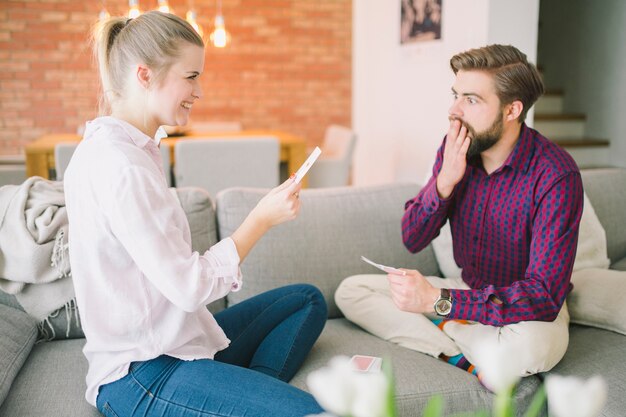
[175,187,224,314]
[217,184,441,318]
[431,220,462,278]
[544,324,626,417]
[291,318,543,416]
[0,338,100,417]
[175,187,218,254]
[0,290,21,309]
[0,304,38,407]
[610,257,626,271]
[567,268,626,336]
[581,168,626,266]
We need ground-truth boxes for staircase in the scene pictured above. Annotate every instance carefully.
[533,90,610,168]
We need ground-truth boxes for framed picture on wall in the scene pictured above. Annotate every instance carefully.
[400,0,442,44]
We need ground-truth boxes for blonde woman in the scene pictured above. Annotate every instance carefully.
[64,11,326,417]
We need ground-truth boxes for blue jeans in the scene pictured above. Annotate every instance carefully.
[96,284,327,417]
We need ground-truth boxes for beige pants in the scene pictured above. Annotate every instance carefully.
[335,274,570,377]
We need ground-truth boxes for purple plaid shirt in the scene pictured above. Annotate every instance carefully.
[402,124,584,325]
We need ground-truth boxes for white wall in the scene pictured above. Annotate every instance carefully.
[352,0,540,186]
[538,0,626,168]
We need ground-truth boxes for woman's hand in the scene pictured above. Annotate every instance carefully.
[231,177,302,262]
[249,177,302,229]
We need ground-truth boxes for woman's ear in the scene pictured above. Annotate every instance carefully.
[136,64,151,89]
[505,100,524,122]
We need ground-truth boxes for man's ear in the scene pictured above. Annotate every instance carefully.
[136,64,151,89]
[505,100,524,122]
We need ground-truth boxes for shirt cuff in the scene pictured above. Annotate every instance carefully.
[421,179,452,215]
[448,288,489,321]
[207,237,242,292]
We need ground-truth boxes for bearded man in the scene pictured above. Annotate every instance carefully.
[335,44,584,385]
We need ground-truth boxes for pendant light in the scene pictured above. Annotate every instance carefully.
[128,0,141,18]
[186,9,204,37]
[157,0,172,14]
[98,0,110,21]
[185,0,204,37]
[209,0,230,48]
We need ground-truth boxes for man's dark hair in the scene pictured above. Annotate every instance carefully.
[450,44,544,122]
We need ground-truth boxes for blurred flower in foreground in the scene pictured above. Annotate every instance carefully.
[546,375,607,417]
[472,340,523,394]
[306,356,391,417]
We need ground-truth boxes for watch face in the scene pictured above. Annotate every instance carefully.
[435,299,452,315]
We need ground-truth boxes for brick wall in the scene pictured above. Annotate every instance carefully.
[0,0,351,155]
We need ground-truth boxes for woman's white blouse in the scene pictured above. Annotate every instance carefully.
[64,117,242,406]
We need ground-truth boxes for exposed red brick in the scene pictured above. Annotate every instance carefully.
[0,0,352,155]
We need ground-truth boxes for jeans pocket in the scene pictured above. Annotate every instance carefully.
[101,402,121,417]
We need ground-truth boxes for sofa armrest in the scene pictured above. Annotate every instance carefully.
[216,183,441,318]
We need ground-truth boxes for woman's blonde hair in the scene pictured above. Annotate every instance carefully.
[450,44,544,122]
[92,11,204,114]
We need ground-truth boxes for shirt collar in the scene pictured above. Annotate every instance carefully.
[85,117,164,148]
[500,123,534,174]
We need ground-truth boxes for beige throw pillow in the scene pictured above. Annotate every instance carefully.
[573,193,610,271]
[567,268,626,336]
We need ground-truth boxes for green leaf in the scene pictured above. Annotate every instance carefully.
[382,357,398,417]
[493,385,517,417]
[422,395,444,417]
[449,411,489,417]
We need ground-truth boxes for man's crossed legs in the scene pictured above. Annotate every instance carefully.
[335,275,569,383]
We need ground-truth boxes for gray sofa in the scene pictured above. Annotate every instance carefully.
[1,168,625,417]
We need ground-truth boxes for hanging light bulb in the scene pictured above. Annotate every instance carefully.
[128,0,141,18]
[157,0,172,14]
[210,15,229,47]
[99,8,111,21]
[99,8,110,21]
[210,0,230,48]
[98,0,110,21]
[186,9,204,37]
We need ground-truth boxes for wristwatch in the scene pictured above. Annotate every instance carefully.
[434,288,453,316]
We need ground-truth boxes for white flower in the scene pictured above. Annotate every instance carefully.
[350,371,388,417]
[306,356,389,417]
[471,340,522,393]
[307,357,354,416]
[545,375,607,417]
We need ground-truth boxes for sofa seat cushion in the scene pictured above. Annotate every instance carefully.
[290,318,543,416]
[544,324,626,417]
[0,305,38,407]
[0,338,100,417]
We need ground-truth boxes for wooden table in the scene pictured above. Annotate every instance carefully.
[24,130,308,186]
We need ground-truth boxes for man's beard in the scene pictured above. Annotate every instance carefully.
[455,110,504,161]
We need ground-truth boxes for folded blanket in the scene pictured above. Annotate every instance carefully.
[0,177,74,323]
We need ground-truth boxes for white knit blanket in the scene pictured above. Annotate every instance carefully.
[0,177,74,322]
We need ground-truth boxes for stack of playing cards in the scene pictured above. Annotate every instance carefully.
[349,355,382,373]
